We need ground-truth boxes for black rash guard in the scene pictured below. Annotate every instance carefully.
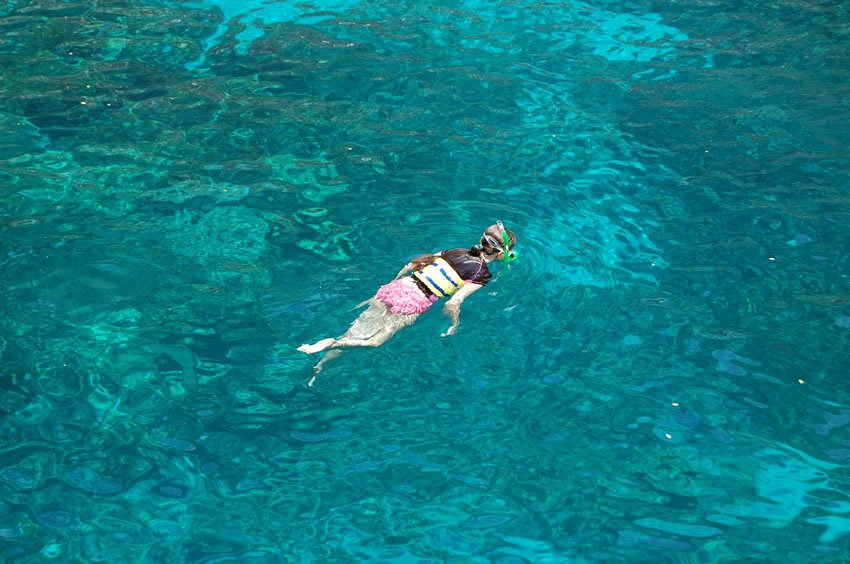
[439,248,492,285]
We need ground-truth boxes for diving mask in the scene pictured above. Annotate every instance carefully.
[497,220,517,263]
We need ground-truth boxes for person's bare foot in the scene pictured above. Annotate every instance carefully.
[297,338,335,354]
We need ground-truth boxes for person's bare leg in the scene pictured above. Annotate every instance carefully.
[331,309,419,348]
[303,332,389,386]
[297,331,388,355]
[298,298,416,353]
[299,301,419,385]
[297,337,335,354]
[308,349,343,387]
[332,331,393,348]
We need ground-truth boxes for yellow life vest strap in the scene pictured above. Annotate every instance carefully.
[413,257,464,298]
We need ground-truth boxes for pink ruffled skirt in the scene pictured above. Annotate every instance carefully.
[376,278,438,315]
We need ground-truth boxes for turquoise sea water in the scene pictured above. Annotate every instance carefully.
[2,0,850,560]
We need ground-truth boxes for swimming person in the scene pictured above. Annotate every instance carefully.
[297,222,517,384]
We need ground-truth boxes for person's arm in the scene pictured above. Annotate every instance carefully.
[393,263,414,280]
[441,283,483,336]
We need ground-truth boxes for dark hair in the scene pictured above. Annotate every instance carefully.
[408,253,439,271]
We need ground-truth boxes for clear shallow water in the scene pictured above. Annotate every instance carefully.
[1,0,849,560]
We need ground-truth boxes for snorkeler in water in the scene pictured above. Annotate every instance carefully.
[297,222,517,383]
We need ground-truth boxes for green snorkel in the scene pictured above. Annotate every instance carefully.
[497,220,517,264]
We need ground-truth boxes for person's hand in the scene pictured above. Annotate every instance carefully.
[441,325,458,337]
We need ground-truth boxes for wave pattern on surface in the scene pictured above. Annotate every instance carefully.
[1,0,849,561]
